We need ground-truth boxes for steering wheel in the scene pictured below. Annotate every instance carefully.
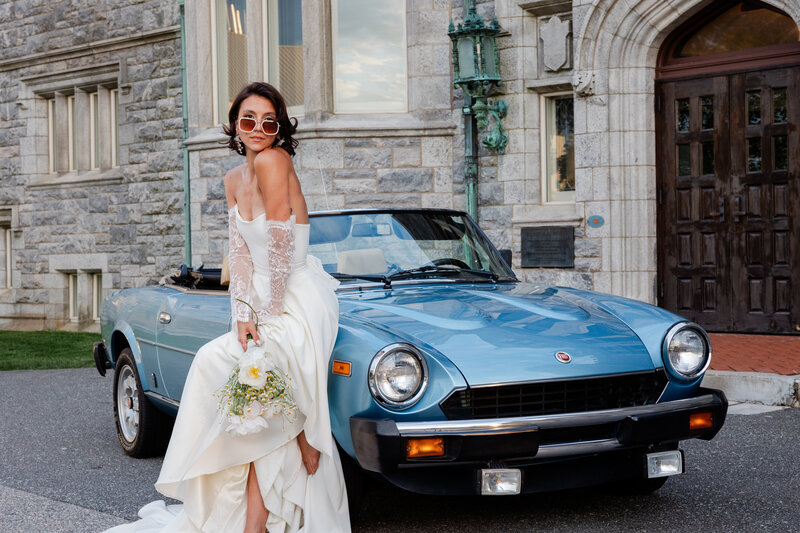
[431,257,470,269]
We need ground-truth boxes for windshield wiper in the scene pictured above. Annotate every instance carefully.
[330,272,392,288]
[388,265,499,283]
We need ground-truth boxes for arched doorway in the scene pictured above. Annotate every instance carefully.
[656,1,800,334]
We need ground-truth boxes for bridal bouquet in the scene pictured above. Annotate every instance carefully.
[215,299,297,436]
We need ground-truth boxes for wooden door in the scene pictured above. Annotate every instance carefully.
[657,67,800,333]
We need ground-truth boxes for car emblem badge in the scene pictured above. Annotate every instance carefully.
[555,351,572,364]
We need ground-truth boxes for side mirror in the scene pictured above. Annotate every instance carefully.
[498,249,512,268]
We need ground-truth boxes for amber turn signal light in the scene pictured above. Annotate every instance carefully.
[406,437,445,458]
[689,411,713,430]
[332,360,351,376]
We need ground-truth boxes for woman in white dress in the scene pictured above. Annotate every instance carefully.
[105,82,351,533]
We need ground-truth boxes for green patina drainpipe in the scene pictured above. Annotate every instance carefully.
[179,0,192,266]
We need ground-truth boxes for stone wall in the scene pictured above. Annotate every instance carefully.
[0,0,183,330]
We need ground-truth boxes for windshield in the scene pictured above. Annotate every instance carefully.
[308,210,515,283]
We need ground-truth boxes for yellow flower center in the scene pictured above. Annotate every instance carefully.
[248,367,262,379]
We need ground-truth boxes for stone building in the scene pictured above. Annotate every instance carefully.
[1,0,798,335]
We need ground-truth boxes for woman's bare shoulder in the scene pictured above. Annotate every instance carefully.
[253,149,292,185]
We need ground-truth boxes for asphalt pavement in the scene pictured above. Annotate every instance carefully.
[1,368,798,533]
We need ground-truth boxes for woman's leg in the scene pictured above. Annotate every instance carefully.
[244,462,269,533]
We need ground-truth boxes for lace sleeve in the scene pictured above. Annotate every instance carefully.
[265,215,296,317]
[228,206,254,323]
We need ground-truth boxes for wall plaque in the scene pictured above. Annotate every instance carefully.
[521,226,574,268]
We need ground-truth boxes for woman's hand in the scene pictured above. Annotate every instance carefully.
[297,430,320,475]
[236,320,262,351]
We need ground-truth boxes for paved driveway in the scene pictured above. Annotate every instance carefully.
[1,368,798,532]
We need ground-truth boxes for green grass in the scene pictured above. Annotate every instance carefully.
[0,330,101,371]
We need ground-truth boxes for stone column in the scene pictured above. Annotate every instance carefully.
[54,92,70,172]
[302,0,333,114]
[97,86,112,169]
[246,0,265,83]
[74,89,90,171]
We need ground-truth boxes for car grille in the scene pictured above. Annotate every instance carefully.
[440,370,668,420]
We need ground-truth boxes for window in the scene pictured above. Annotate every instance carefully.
[332,0,407,113]
[0,214,10,289]
[676,2,799,58]
[214,0,304,123]
[68,273,78,320]
[541,93,575,202]
[92,272,103,320]
[46,86,119,174]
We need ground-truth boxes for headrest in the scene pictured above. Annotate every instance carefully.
[336,248,387,275]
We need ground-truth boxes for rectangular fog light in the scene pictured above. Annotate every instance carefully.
[646,450,683,479]
[481,468,521,495]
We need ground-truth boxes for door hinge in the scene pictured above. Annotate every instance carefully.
[655,93,662,113]
[658,188,663,206]
[659,281,664,299]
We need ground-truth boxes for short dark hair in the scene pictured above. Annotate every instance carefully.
[221,82,299,157]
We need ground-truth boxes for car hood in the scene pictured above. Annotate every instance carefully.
[339,283,656,386]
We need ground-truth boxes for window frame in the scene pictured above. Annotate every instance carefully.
[1,226,10,289]
[540,91,576,204]
[92,272,103,321]
[68,273,78,321]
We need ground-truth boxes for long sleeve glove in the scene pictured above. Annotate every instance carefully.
[264,215,296,317]
[228,206,255,323]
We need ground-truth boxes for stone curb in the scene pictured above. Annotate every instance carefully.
[702,370,800,408]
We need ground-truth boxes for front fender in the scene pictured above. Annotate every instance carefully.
[328,315,468,461]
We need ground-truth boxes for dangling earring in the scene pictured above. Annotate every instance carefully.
[234,135,244,153]
[276,137,285,146]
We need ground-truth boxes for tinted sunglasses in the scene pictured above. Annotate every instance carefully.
[237,116,280,136]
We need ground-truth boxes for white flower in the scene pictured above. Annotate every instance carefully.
[237,351,270,388]
[225,409,269,436]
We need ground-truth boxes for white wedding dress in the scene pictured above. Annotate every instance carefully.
[104,205,350,533]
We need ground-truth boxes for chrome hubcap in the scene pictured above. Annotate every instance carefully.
[117,365,139,443]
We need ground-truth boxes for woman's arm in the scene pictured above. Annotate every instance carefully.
[224,170,256,324]
[254,151,295,317]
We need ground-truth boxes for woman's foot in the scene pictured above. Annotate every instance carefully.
[297,430,320,475]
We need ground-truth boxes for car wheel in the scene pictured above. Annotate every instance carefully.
[337,442,365,522]
[113,348,171,457]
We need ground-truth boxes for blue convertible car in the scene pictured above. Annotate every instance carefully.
[94,208,726,510]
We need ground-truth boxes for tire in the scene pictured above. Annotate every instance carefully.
[113,348,172,457]
[337,442,365,522]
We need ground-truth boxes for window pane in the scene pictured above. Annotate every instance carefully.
[747,137,761,172]
[701,96,714,129]
[333,0,407,113]
[277,0,303,110]
[216,0,249,123]
[545,95,574,202]
[773,135,787,170]
[676,98,690,132]
[4,228,10,288]
[110,89,119,167]
[69,274,78,320]
[89,92,98,169]
[676,3,800,58]
[67,95,75,171]
[677,143,690,175]
[94,273,102,320]
[747,90,761,125]
[773,88,787,123]
[47,99,55,173]
[702,141,715,175]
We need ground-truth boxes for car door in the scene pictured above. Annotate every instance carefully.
[155,288,232,400]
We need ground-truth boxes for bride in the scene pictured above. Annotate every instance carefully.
[105,82,351,533]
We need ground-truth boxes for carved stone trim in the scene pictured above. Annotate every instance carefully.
[518,0,572,17]
[572,71,596,97]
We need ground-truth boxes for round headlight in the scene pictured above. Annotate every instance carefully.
[665,323,711,379]
[369,343,428,408]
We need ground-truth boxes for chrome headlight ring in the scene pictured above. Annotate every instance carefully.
[663,322,712,380]
[368,342,429,409]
